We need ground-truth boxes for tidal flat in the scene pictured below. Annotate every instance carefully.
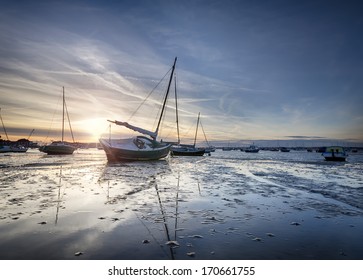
[1,149,363,260]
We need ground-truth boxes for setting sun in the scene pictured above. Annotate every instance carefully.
[77,117,110,141]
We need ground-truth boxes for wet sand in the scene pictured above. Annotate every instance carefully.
[0,149,363,259]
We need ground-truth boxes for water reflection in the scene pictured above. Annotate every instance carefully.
[97,160,172,204]
[154,173,180,259]
[97,160,182,259]
[54,166,63,225]
[1,150,363,259]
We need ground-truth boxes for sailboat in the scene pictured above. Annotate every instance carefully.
[99,57,178,161]
[39,87,77,155]
[170,112,206,156]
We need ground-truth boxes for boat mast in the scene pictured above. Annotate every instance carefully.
[174,73,180,144]
[62,87,65,143]
[0,108,10,141]
[155,57,177,138]
[193,112,200,147]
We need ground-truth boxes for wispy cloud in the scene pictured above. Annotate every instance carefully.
[1,1,362,143]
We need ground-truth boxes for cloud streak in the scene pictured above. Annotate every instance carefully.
[1,1,362,143]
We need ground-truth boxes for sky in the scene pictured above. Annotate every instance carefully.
[1,0,362,145]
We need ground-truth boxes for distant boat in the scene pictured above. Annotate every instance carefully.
[244,144,259,153]
[9,145,28,153]
[99,57,177,161]
[39,87,77,155]
[222,142,233,151]
[171,112,205,156]
[316,147,326,153]
[322,146,347,162]
[0,144,11,153]
[280,147,290,152]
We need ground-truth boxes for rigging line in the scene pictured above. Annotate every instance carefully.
[127,68,172,122]
[64,98,75,143]
[45,89,62,141]
[200,120,211,147]
[193,112,200,147]
[151,79,169,132]
[0,108,9,141]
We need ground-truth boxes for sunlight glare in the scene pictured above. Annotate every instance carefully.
[79,118,109,141]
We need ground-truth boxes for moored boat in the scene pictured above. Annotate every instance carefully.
[171,145,205,156]
[39,87,77,155]
[322,146,347,162]
[244,144,259,153]
[99,57,178,162]
[171,112,205,157]
[39,141,76,155]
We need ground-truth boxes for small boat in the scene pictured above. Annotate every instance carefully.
[0,144,11,153]
[244,144,259,153]
[171,144,205,156]
[10,145,28,153]
[99,57,177,161]
[0,144,27,153]
[322,146,347,162]
[280,147,290,152]
[171,112,205,156]
[39,87,77,155]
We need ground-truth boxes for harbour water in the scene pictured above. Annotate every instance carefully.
[1,149,363,260]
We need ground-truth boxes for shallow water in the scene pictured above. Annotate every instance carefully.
[1,149,362,259]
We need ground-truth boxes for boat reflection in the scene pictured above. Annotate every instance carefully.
[97,160,172,204]
[154,172,180,259]
[55,165,63,225]
[98,160,183,259]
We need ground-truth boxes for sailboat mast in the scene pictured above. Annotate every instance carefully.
[62,87,65,143]
[193,112,200,147]
[174,73,180,144]
[155,57,177,138]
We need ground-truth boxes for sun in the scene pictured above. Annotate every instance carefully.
[78,118,110,141]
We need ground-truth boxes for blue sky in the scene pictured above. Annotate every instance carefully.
[1,0,362,144]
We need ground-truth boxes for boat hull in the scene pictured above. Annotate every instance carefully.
[99,137,171,161]
[323,156,346,162]
[0,146,12,153]
[171,147,205,156]
[39,144,76,155]
[0,145,28,153]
